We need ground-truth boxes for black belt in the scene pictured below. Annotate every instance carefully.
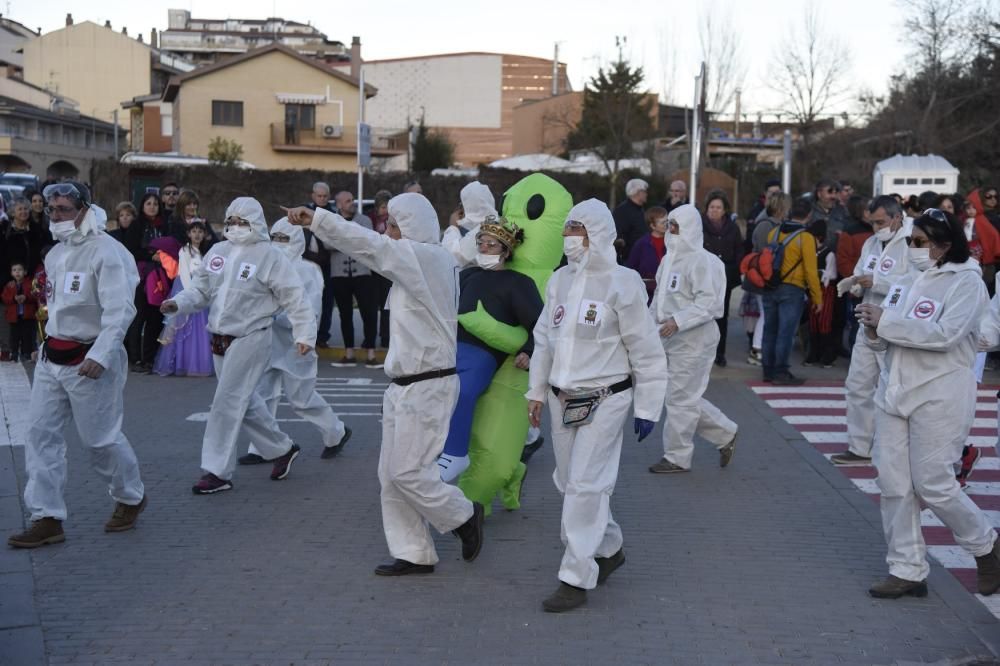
[552,377,632,397]
[391,367,457,386]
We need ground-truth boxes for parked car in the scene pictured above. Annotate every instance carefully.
[0,173,39,191]
[0,184,25,209]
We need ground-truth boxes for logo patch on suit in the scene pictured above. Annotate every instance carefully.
[206,255,226,274]
[577,300,604,327]
[906,296,941,321]
[63,272,85,294]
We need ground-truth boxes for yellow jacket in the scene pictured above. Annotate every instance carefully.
[768,225,822,306]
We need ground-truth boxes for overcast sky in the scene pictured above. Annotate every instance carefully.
[14,0,909,118]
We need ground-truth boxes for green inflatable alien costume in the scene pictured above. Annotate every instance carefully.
[457,173,573,513]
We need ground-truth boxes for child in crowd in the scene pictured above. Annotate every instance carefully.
[2,262,37,362]
[154,221,214,377]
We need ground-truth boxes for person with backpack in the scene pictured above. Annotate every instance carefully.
[757,197,822,385]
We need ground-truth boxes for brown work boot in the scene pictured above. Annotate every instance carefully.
[868,575,928,599]
[8,517,65,548]
[104,495,148,533]
[975,539,1000,596]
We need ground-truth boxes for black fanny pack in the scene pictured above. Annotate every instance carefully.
[391,367,457,386]
[553,377,633,427]
[43,337,93,366]
[211,334,235,357]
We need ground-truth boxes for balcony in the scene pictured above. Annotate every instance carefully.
[269,124,408,156]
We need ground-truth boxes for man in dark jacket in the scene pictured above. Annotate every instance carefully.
[663,180,688,213]
[303,182,336,347]
[612,179,648,264]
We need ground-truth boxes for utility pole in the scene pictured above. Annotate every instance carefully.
[733,88,741,137]
[782,129,792,193]
[112,109,119,159]
[689,62,705,202]
[552,42,560,96]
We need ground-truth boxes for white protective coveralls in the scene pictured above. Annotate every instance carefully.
[650,204,737,469]
[246,218,347,456]
[867,258,996,582]
[309,194,474,565]
[171,198,316,480]
[842,221,915,458]
[978,274,1000,458]
[441,181,497,268]
[24,206,143,521]
[527,199,667,589]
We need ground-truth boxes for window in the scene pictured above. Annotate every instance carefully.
[934,177,946,185]
[212,100,244,127]
[284,103,315,130]
[920,177,932,184]
[892,178,904,185]
[906,178,917,185]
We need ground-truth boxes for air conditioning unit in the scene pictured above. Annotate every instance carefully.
[320,124,342,139]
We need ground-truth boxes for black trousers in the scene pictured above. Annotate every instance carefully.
[124,285,143,364]
[715,266,740,361]
[331,275,378,349]
[9,318,35,358]
[140,303,164,364]
[319,276,335,345]
[374,273,391,348]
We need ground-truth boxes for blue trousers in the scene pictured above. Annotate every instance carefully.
[442,342,498,457]
[761,283,806,379]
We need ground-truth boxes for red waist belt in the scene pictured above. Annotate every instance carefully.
[43,337,93,366]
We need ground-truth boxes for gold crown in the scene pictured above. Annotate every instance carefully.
[478,215,522,249]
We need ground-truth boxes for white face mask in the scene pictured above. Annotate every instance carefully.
[274,242,298,259]
[908,247,935,271]
[563,236,588,263]
[474,253,502,270]
[225,225,254,244]
[49,220,77,242]
[964,219,975,241]
[874,227,894,242]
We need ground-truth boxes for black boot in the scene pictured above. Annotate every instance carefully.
[596,548,625,585]
[975,539,1000,596]
[374,559,434,576]
[452,502,484,561]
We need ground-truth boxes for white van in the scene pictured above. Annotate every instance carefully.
[872,154,959,198]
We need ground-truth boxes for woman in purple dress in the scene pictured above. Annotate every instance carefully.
[153,222,214,377]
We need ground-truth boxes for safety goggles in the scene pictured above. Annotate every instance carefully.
[564,220,585,231]
[922,208,949,223]
[43,182,84,201]
[270,233,290,243]
[225,216,251,227]
[905,236,937,249]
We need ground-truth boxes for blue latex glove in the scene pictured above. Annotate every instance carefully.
[634,418,654,442]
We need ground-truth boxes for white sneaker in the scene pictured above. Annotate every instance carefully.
[437,453,470,483]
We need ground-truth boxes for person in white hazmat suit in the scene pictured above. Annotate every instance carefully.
[237,217,352,465]
[527,199,667,613]
[856,210,1000,599]
[647,204,737,474]
[283,193,485,576]
[441,181,497,267]
[8,182,146,549]
[161,197,317,495]
[833,196,914,466]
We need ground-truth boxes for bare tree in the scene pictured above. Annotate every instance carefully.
[769,1,850,141]
[657,23,680,105]
[899,0,969,82]
[698,2,748,114]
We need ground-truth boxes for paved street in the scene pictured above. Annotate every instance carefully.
[3,353,1000,664]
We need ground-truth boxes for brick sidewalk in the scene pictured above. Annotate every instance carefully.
[3,362,1000,664]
